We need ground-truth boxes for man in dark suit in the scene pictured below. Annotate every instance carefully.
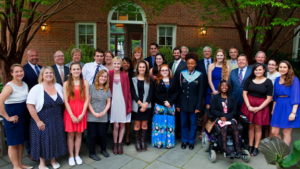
[195,46,213,134]
[144,42,158,69]
[51,50,70,86]
[22,49,42,160]
[248,51,268,71]
[229,54,252,144]
[169,47,187,139]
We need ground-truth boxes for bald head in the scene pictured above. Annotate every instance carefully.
[26,49,39,65]
[53,50,65,66]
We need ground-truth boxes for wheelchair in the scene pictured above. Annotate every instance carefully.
[201,108,251,163]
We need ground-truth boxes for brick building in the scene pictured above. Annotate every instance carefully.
[22,1,300,65]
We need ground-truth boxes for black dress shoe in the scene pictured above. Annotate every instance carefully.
[101,150,109,157]
[89,154,101,161]
[189,144,194,150]
[251,148,259,156]
[181,142,187,149]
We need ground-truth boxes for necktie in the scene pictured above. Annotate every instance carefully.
[206,60,210,73]
[239,69,243,85]
[231,61,235,70]
[59,66,64,82]
[92,65,100,84]
[35,65,40,76]
[172,61,177,75]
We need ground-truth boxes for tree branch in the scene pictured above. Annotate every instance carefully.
[0,12,13,35]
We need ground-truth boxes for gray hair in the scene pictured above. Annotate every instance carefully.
[203,46,212,53]
[255,51,266,58]
[53,50,64,57]
[181,46,189,53]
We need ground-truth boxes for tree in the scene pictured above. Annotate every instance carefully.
[197,0,300,63]
[0,0,76,84]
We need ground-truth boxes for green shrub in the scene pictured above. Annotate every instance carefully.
[189,43,221,60]
[159,44,174,64]
[64,43,95,64]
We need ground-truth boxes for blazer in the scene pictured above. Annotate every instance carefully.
[210,94,237,122]
[51,64,70,86]
[109,71,132,115]
[196,58,213,97]
[22,63,42,90]
[177,71,204,112]
[144,56,154,69]
[228,67,252,106]
[169,60,187,83]
[227,59,239,70]
[154,78,178,106]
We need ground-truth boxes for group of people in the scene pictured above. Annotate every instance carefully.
[0,43,299,169]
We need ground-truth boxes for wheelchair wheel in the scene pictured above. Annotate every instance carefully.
[242,150,250,163]
[209,150,217,163]
[202,132,209,152]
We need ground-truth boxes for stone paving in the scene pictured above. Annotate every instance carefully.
[1,129,299,169]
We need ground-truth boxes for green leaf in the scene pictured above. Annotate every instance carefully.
[228,162,253,169]
[282,139,300,168]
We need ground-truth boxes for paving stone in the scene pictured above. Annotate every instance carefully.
[2,155,10,163]
[56,154,72,169]
[123,143,164,163]
[0,163,13,169]
[0,158,8,167]
[90,154,133,169]
[21,157,39,168]
[120,159,148,169]
[183,153,231,169]
[72,163,95,169]
[145,160,179,169]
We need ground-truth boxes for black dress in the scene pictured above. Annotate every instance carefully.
[131,80,153,120]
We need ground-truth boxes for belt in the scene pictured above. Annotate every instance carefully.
[278,95,288,97]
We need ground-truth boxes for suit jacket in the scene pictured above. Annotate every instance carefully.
[154,78,178,106]
[195,58,213,97]
[210,94,237,122]
[22,63,42,90]
[227,59,239,70]
[228,67,252,106]
[248,63,268,72]
[169,60,187,83]
[51,64,70,86]
[144,56,154,69]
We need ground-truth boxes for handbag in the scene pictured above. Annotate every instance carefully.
[205,118,218,133]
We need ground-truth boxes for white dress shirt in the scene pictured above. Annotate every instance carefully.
[82,61,108,85]
[56,64,64,75]
[174,59,182,72]
[238,66,247,80]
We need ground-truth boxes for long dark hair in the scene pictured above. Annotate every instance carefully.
[120,57,133,72]
[66,63,85,100]
[249,63,267,79]
[134,60,150,84]
[153,53,167,76]
[279,60,294,86]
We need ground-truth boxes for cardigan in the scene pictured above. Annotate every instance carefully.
[210,94,237,122]
[26,83,64,113]
[131,77,153,112]
[154,78,178,106]
[109,71,132,115]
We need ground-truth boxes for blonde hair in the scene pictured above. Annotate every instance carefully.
[38,66,56,84]
[213,49,229,80]
[103,51,115,65]
[132,47,143,69]
[71,48,82,58]
[112,56,123,65]
[94,70,110,92]
[10,64,24,73]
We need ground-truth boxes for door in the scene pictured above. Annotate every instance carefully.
[110,34,125,58]
[129,32,143,57]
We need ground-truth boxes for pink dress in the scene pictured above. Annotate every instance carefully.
[64,85,87,132]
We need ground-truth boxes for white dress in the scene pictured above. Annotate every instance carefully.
[110,78,131,123]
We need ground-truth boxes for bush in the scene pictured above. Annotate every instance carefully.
[64,43,95,64]
[189,43,221,60]
[159,44,174,65]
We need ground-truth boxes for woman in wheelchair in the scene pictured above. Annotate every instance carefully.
[210,80,242,157]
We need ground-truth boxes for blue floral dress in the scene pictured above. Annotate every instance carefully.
[151,85,175,149]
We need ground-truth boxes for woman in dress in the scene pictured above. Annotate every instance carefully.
[201,49,230,138]
[63,63,89,166]
[241,63,273,156]
[152,64,178,149]
[0,64,32,169]
[265,59,281,137]
[87,70,111,161]
[121,57,134,145]
[210,80,242,157]
[27,66,67,169]
[149,53,171,80]
[177,53,204,150]
[109,56,132,155]
[132,47,149,72]
[271,60,300,146]
[103,51,115,71]
[131,60,153,152]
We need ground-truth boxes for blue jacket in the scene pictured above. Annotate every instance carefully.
[144,56,154,69]
[22,63,42,90]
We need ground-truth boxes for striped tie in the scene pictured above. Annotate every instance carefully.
[92,65,100,84]
[239,69,243,85]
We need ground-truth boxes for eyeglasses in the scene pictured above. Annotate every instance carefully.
[160,69,169,72]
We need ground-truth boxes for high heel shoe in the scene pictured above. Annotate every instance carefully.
[251,148,259,156]
[248,146,254,154]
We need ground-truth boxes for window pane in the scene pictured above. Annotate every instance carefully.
[166,27,173,36]
[110,35,115,53]
[110,24,124,33]
[159,27,165,36]
[87,35,94,44]
[128,13,136,21]
[112,12,118,20]
[79,25,85,34]
[137,13,142,21]
[79,35,86,44]
[86,25,94,34]
[117,35,125,58]
[159,37,165,46]
[166,37,172,46]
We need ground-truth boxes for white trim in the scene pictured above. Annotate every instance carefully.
[75,22,97,49]
[292,25,300,58]
[157,24,177,49]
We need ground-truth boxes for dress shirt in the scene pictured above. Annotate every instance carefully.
[174,59,182,72]
[28,61,41,73]
[56,64,64,75]
[82,61,108,85]
[204,58,212,73]
[231,60,237,69]
[151,55,155,67]
[238,66,247,80]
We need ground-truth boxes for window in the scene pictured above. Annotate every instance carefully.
[110,24,125,58]
[75,23,97,48]
[111,4,143,21]
[293,26,300,58]
[157,25,177,49]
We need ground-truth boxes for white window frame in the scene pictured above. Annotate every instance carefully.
[292,25,300,58]
[157,24,177,49]
[75,22,97,49]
